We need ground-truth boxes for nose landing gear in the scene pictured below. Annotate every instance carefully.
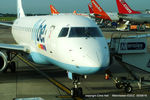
[70,74,84,97]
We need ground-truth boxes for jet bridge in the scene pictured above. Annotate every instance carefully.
[110,33,150,72]
[108,33,150,93]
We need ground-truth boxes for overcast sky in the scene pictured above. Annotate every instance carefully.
[0,0,149,14]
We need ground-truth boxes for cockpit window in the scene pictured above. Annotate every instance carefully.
[69,27,103,37]
[58,27,69,37]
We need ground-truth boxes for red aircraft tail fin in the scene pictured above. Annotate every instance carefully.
[91,0,111,21]
[88,4,94,14]
[116,0,141,14]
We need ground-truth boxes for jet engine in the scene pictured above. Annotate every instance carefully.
[0,51,7,71]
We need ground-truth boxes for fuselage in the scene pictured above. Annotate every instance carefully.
[119,14,150,23]
[94,12,119,22]
[106,12,119,21]
[12,15,110,75]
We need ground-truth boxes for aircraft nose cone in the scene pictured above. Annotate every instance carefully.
[94,44,110,70]
[101,46,110,68]
[83,47,110,73]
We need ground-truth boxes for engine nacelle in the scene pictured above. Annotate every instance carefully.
[0,51,7,71]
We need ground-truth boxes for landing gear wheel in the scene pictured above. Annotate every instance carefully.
[77,87,83,97]
[71,88,77,97]
[71,87,83,97]
[10,62,16,73]
[125,85,133,93]
[70,74,85,97]
[71,88,73,96]
[116,82,123,89]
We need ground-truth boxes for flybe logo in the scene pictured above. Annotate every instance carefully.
[37,20,47,43]
[92,1,102,12]
[119,0,132,13]
[32,19,47,51]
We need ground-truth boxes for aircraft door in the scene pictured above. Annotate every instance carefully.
[46,25,56,54]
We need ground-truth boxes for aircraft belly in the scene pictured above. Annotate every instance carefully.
[28,52,50,64]
[28,52,102,75]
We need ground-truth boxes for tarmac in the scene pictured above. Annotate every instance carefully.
[0,25,150,100]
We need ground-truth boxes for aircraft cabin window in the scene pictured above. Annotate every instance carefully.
[58,27,69,37]
[69,27,103,37]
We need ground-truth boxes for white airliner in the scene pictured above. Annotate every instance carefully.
[0,0,110,96]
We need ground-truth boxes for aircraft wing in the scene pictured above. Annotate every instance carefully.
[0,43,30,53]
[0,22,13,27]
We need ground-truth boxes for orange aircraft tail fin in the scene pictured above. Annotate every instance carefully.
[91,0,111,21]
[50,5,59,15]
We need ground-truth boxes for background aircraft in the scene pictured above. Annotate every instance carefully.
[88,3,94,14]
[91,0,119,22]
[50,5,60,15]
[116,0,150,24]
[0,0,110,97]
[116,0,141,14]
[50,5,92,18]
